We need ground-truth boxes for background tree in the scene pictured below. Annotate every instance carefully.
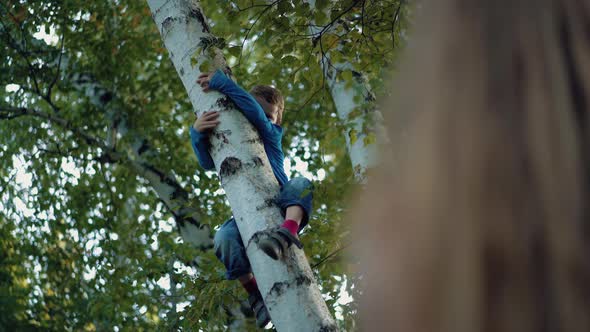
[0,0,409,330]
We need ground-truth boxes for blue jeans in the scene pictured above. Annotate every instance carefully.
[213,177,313,280]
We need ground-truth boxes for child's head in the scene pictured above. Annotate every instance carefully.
[250,85,284,125]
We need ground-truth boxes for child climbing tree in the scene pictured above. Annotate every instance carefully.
[146,0,337,330]
[1,0,405,330]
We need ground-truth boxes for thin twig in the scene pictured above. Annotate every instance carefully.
[311,243,351,269]
[47,27,66,105]
[237,0,281,67]
[310,0,361,44]
[0,106,111,151]
[294,84,324,113]
[391,0,404,50]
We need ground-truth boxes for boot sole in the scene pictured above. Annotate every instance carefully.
[258,239,281,260]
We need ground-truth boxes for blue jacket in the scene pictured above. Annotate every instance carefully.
[190,69,289,186]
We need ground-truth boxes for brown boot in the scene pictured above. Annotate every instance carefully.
[258,227,303,260]
[248,291,271,328]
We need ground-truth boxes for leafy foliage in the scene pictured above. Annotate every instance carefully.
[0,0,410,330]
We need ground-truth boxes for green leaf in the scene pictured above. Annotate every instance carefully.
[199,59,211,72]
[314,10,329,26]
[281,55,298,65]
[228,46,241,58]
[316,0,329,11]
[322,33,339,51]
[190,52,200,67]
[363,132,376,146]
[271,45,283,58]
[348,128,358,145]
[341,70,353,82]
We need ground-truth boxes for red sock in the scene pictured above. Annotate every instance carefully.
[242,277,258,295]
[281,219,299,236]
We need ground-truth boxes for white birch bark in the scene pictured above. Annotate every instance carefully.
[327,71,382,181]
[307,0,388,182]
[147,0,337,331]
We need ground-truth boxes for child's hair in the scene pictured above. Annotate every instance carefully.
[250,85,284,125]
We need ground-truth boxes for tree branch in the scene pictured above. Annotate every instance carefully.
[311,242,351,269]
[237,0,281,67]
[391,0,404,50]
[310,0,361,47]
[47,28,66,103]
[0,105,108,149]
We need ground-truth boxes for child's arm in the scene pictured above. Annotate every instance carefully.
[189,113,219,170]
[205,69,279,138]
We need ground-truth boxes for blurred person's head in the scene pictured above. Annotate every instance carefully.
[353,0,590,331]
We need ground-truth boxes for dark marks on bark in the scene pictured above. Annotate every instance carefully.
[216,96,234,109]
[179,67,185,76]
[219,157,242,178]
[293,274,312,287]
[255,198,275,211]
[228,156,266,175]
[251,156,264,167]
[241,137,263,145]
[318,324,339,332]
[269,281,287,297]
[219,132,229,144]
[213,130,231,144]
[268,274,313,297]
[161,16,175,34]
[188,6,210,33]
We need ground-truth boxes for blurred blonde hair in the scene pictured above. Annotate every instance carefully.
[354,0,590,331]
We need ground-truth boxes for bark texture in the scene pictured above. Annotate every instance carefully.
[147,0,337,330]
[307,0,388,181]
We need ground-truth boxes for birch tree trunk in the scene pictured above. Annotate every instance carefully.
[307,0,388,182]
[327,72,384,181]
[147,0,337,330]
